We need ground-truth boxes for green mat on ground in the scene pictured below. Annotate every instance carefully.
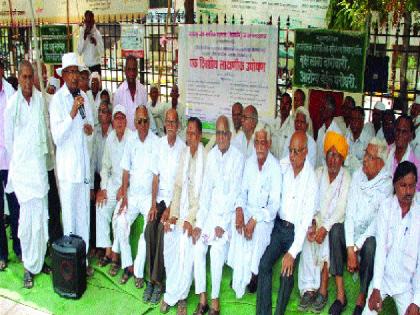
[0,217,397,315]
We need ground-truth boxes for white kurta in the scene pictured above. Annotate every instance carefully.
[231,130,256,159]
[96,129,132,249]
[344,167,392,249]
[298,166,350,294]
[77,25,104,67]
[0,78,15,171]
[345,127,373,174]
[148,100,169,137]
[90,124,112,188]
[4,88,49,274]
[363,196,420,315]
[228,152,281,298]
[270,115,294,160]
[194,145,244,298]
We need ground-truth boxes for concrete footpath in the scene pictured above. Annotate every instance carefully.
[0,296,50,315]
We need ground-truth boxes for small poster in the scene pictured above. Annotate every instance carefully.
[41,25,72,64]
[121,24,145,58]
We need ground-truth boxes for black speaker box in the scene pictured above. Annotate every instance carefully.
[51,234,87,299]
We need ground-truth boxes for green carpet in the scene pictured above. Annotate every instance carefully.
[0,217,397,315]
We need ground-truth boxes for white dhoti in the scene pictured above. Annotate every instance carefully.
[112,194,150,270]
[96,186,118,248]
[298,236,330,295]
[193,231,229,299]
[362,284,413,315]
[60,181,90,254]
[163,226,194,306]
[18,196,49,274]
[227,220,274,298]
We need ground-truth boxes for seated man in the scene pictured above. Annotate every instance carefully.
[298,131,351,313]
[160,117,206,315]
[228,125,281,299]
[192,116,244,315]
[271,93,294,160]
[329,137,393,315]
[232,105,259,158]
[256,131,318,315]
[110,106,158,284]
[364,161,419,315]
[95,105,131,267]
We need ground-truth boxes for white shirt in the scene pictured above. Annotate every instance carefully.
[156,135,186,205]
[232,130,256,158]
[197,144,245,232]
[279,157,318,258]
[113,80,156,133]
[86,89,102,126]
[42,92,55,171]
[92,124,112,174]
[372,195,420,305]
[120,131,158,197]
[77,25,104,67]
[148,100,169,137]
[50,84,94,183]
[344,167,392,249]
[345,126,373,173]
[236,152,281,224]
[316,120,343,168]
[271,115,294,160]
[4,88,49,202]
[0,78,16,170]
[281,132,317,167]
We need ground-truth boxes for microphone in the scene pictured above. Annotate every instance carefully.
[71,89,86,119]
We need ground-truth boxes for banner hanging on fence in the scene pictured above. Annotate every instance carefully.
[121,24,145,58]
[197,0,328,28]
[293,29,368,93]
[41,25,72,64]
[178,24,278,130]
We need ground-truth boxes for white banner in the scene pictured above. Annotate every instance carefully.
[178,24,278,130]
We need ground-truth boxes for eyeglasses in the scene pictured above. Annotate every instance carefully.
[288,146,306,155]
[216,130,230,137]
[136,118,149,125]
[63,69,79,75]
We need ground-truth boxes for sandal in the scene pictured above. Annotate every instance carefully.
[134,277,144,289]
[23,270,34,289]
[108,262,120,277]
[98,255,112,267]
[120,268,133,284]
[0,260,7,271]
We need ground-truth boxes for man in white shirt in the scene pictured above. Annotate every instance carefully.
[161,85,187,138]
[228,125,281,299]
[298,131,351,313]
[87,72,102,126]
[365,101,385,140]
[160,117,206,315]
[335,96,356,134]
[271,93,294,159]
[50,52,95,275]
[111,106,158,284]
[148,84,167,136]
[364,161,419,315]
[293,89,305,112]
[232,105,259,158]
[138,109,185,304]
[96,105,131,267]
[328,137,392,315]
[192,115,244,315]
[256,131,318,315]
[113,55,156,133]
[4,61,49,288]
[77,10,104,74]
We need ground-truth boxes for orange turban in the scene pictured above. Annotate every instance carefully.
[323,131,349,160]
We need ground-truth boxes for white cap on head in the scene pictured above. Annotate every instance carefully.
[48,77,60,90]
[374,101,385,111]
[112,104,126,118]
[89,71,101,88]
[79,65,90,74]
[56,53,82,77]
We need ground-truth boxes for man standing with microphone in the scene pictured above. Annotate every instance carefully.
[50,53,94,276]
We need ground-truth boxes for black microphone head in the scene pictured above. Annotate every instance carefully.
[71,89,81,98]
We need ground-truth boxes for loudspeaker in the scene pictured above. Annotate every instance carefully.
[51,235,87,299]
[364,55,389,93]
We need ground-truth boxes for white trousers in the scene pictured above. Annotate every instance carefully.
[362,284,413,315]
[96,186,118,248]
[18,196,48,274]
[227,221,274,299]
[193,235,228,299]
[163,227,194,306]
[298,237,329,295]
[60,181,90,254]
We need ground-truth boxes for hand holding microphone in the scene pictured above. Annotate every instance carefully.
[70,89,86,119]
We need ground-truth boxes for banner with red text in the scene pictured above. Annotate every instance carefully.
[178,24,278,131]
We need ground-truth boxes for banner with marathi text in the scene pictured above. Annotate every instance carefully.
[178,24,278,131]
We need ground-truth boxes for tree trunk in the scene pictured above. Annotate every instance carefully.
[184,0,194,24]
[399,11,411,113]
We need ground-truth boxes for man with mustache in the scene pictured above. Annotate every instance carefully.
[364,161,419,315]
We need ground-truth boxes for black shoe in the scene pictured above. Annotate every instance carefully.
[352,305,364,315]
[150,285,162,304]
[328,298,347,315]
[247,274,258,293]
[143,282,154,303]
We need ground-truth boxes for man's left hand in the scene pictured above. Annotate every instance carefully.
[147,204,157,222]
[405,303,419,315]
[244,218,256,240]
[215,226,224,238]
[183,221,193,237]
[281,252,295,277]
[83,123,93,136]
[315,227,328,244]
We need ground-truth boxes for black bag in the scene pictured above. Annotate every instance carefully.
[51,234,87,299]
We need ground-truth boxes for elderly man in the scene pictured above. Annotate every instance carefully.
[138,109,185,304]
[346,107,373,174]
[365,101,385,139]
[316,95,343,168]
[113,55,156,133]
[298,131,351,313]
[87,72,102,125]
[162,85,187,137]
[110,106,158,284]
[293,89,305,112]
[280,107,316,166]
[364,161,419,315]
[148,84,166,136]
[386,115,420,191]
[50,53,95,274]
[228,125,280,299]
[78,67,90,94]
[328,137,392,315]
[77,10,104,74]
[4,61,49,288]
[256,131,318,315]
[271,93,294,159]
[96,105,131,266]
[0,59,21,271]
[160,117,206,315]
[232,105,260,158]
[192,116,244,315]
